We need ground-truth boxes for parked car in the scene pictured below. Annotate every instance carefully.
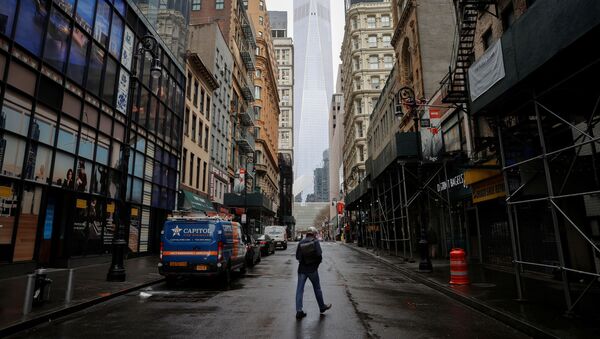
[255,234,275,255]
[244,234,261,267]
[159,217,246,286]
[264,225,288,250]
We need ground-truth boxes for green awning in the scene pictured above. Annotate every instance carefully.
[180,190,215,213]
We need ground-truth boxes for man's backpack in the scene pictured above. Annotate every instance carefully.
[300,239,319,264]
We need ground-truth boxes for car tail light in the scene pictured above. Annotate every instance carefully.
[260,241,267,245]
[159,242,163,260]
[218,241,223,261]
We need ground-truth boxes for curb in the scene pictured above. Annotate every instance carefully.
[0,277,165,338]
[341,243,558,339]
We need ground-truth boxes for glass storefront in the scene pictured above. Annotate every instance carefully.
[0,0,184,264]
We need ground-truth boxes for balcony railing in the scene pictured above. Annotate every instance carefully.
[234,128,255,153]
[239,107,255,126]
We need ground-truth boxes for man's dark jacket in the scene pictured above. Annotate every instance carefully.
[296,235,322,273]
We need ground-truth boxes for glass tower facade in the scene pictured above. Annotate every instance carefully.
[293,0,333,200]
[0,0,184,266]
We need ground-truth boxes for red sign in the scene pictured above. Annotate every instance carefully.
[430,109,441,119]
[336,201,345,215]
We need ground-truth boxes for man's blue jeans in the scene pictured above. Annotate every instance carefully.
[296,271,325,312]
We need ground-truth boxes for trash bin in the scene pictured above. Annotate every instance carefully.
[32,268,52,306]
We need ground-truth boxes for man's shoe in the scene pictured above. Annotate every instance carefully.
[320,304,332,313]
[296,311,307,319]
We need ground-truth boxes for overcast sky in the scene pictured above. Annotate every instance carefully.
[266,0,345,88]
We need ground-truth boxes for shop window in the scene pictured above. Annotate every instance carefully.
[25,145,52,183]
[131,177,142,203]
[76,0,96,34]
[151,184,160,207]
[148,96,157,133]
[108,169,120,198]
[142,181,151,206]
[44,8,71,72]
[67,28,89,85]
[76,159,92,192]
[1,135,26,177]
[13,185,42,261]
[78,127,96,160]
[7,62,37,95]
[135,136,146,153]
[138,87,149,127]
[94,0,111,48]
[71,196,103,256]
[52,151,74,187]
[128,207,140,252]
[96,134,110,165]
[32,106,57,146]
[139,208,150,252]
[86,44,104,96]
[38,76,63,110]
[92,164,108,195]
[1,94,31,136]
[0,179,17,260]
[57,117,78,153]
[103,58,118,105]
[14,0,48,56]
[134,152,144,178]
[108,13,123,58]
[0,1,17,37]
[114,0,125,15]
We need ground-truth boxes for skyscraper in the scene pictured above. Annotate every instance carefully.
[293,0,333,201]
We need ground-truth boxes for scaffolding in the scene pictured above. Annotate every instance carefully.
[363,160,458,262]
[495,59,600,314]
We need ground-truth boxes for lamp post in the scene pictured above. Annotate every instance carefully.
[107,34,162,282]
[398,86,432,272]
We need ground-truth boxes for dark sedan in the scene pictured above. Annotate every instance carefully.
[255,234,275,256]
[244,235,261,267]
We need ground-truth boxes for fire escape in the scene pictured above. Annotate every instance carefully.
[442,0,497,104]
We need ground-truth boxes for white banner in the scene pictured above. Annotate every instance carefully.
[116,68,130,114]
[469,40,505,101]
[122,26,134,71]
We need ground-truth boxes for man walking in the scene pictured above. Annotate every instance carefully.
[295,227,332,319]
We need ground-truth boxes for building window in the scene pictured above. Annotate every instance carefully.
[255,86,262,100]
[259,0,264,10]
[367,16,376,29]
[352,16,358,29]
[203,162,208,191]
[369,55,378,69]
[368,35,377,48]
[196,158,201,189]
[200,88,205,113]
[259,16,264,26]
[358,145,365,162]
[352,37,359,50]
[182,149,187,182]
[482,28,493,51]
[353,57,360,71]
[381,15,390,27]
[357,121,364,138]
[186,72,192,98]
[205,126,209,151]
[371,76,380,90]
[192,115,197,142]
[192,0,201,10]
[193,80,199,107]
[216,0,224,10]
[401,39,412,81]
[383,35,391,47]
[184,107,190,135]
[189,154,195,185]
[198,122,203,146]
[384,55,393,69]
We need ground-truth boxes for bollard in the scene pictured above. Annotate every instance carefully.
[449,248,469,285]
[65,269,74,304]
[23,274,35,315]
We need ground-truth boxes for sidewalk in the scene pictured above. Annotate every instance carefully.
[342,242,600,339]
[0,256,164,337]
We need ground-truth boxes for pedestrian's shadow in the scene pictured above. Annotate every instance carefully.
[294,314,328,339]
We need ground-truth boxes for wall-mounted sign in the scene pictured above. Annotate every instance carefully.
[116,68,130,114]
[122,26,134,71]
[472,176,506,204]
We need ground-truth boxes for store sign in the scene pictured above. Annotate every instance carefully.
[472,176,506,204]
[116,68,130,114]
[122,26,134,71]
[437,173,465,192]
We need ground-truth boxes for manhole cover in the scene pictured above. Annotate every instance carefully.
[471,283,496,288]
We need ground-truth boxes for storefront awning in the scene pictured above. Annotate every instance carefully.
[464,160,502,186]
[179,190,215,213]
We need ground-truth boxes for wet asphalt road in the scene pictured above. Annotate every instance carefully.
[12,243,528,339]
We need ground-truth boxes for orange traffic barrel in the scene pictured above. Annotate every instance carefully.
[449,248,469,285]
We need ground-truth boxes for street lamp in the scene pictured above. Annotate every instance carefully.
[399,86,432,272]
[107,34,161,282]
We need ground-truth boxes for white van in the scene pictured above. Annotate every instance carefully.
[264,226,288,250]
